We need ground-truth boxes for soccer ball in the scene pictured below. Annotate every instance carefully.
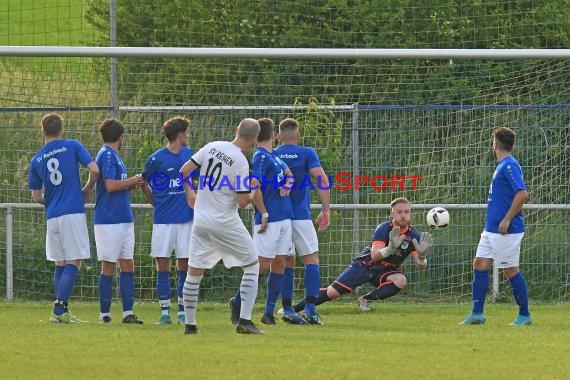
[426,207,450,228]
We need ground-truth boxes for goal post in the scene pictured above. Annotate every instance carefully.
[1,47,569,304]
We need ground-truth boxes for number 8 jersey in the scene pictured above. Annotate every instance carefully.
[188,141,251,228]
[28,139,94,219]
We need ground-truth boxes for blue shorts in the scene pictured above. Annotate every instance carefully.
[333,259,402,293]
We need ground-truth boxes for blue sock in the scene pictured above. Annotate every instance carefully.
[281,267,295,309]
[509,272,530,316]
[99,274,113,314]
[472,269,489,314]
[157,271,171,312]
[54,264,78,315]
[120,271,135,313]
[53,265,64,298]
[265,272,283,315]
[303,264,320,315]
[233,289,241,307]
[177,270,187,313]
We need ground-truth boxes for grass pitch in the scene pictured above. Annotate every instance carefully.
[0,302,568,379]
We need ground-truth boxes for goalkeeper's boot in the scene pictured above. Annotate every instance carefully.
[300,310,324,325]
[236,319,264,334]
[281,308,307,325]
[122,314,144,324]
[229,297,240,326]
[357,296,371,312]
[184,324,198,335]
[156,314,173,325]
[261,313,277,325]
[509,314,532,326]
[460,312,486,325]
[49,312,73,324]
[177,313,186,325]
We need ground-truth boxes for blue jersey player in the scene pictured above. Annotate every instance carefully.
[29,113,99,323]
[293,197,433,312]
[274,117,331,325]
[141,116,194,325]
[230,118,294,326]
[94,118,145,324]
[461,127,531,326]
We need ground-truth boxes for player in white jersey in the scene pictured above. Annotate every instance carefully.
[179,118,263,335]
[274,118,331,325]
[141,116,194,325]
[229,118,295,326]
[28,113,99,323]
[94,118,145,324]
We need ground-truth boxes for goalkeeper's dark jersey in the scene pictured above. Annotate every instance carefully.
[354,221,421,268]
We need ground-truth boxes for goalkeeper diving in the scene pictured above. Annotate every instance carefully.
[292,197,433,312]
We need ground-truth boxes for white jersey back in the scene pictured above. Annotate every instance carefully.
[190,141,250,228]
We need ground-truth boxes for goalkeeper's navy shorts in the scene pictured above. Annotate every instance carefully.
[332,260,402,293]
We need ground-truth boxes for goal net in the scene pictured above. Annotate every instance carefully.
[0,1,568,304]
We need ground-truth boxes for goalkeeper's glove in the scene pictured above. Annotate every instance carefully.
[379,226,405,258]
[412,231,434,259]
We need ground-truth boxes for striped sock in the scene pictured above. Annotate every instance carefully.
[239,263,259,320]
[183,275,202,325]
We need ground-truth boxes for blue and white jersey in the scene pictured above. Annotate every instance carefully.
[485,155,526,234]
[251,147,293,224]
[94,146,134,224]
[142,146,194,224]
[273,144,322,221]
[28,139,93,220]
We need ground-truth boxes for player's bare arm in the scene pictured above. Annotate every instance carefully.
[140,180,154,206]
[82,161,100,202]
[249,177,269,233]
[103,174,144,193]
[310,166,331,231]
[180,159,198,208]
[499,189,528,235]
[31,189,45,205]
[280,168,294,196]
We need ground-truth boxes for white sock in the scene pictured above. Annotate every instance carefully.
[183,275,203,325]
[239,263,259,321]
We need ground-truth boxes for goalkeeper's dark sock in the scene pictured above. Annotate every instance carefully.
[364,281,401,300]
[315,288,331,305]
[265,272,283,316]
[55,264,78,313]
[157,271,171,314]
[177,270,187,313]
[98,274,113,314]
[472,269,489,314]
[281,267,295,309]
[120,271,135,313]
[509,272,530,316]
[53,265,64,298]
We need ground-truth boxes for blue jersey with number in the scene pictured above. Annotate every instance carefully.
[94,146,134,224]
[142,146,194,224]
[28,139,93,220]
[273,144,322,220]
[485,155,526,234]
[251,147,293,224]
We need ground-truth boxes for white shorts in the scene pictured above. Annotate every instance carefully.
[189,221,257,269]
[94,223,135,263]
[475,231,524,268]
[46,213,90,261]
[253,219,292,259]
[151,222,192,259]
[289,219,319,256]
